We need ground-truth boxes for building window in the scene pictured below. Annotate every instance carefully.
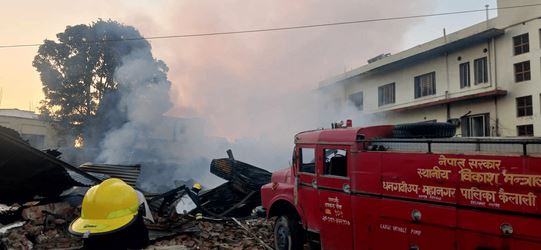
[516,95,533,117]
[414,72,436,98]
[461,113,490,137]
[514,61,531,82]
[459,62,470,88]
[378,83,395,106]
[348,91,363,110]
[517,124,534,136]
[474,57,488,84]
[513,33,529,55]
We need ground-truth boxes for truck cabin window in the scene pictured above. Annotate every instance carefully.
[324,149,347,177]
[299,148,315,173]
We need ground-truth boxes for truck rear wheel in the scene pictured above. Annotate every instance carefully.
[274,215,304,250]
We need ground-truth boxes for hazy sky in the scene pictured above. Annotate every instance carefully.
[0,0,496,139]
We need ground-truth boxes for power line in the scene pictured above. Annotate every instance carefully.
[1,3,540,49]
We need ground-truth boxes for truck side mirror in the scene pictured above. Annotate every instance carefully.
[291,148,296,164]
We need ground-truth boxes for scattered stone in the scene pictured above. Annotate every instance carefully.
[3,196,275,250]
[148,218,274,249]
[1,202,82,249]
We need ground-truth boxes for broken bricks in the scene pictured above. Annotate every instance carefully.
[1,204,82,249]
[147,217,274,250]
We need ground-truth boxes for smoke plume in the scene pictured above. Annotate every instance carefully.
[146,0,436,172]
[54,1,437,191]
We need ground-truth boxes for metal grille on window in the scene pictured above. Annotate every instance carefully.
[513,33,529,55]
[517,124,534,136]
[459,62,470,88]
[514,61,531,82]
[378,83,395,106]
[414,72,435,98]
[516,96,533,117]
[474,57,488,84]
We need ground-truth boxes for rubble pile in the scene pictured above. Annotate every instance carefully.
[1,221,82,250]
[1,209,275,250]
[0,202,82,249]
[2,203,273,249]
[0,163,275,250]
[0,126,276,249]
[148,218,274,250]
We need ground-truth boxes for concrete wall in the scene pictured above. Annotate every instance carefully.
[344,42,491,113]
[0,115,58,149]
[494,18,541,136]
[496,0,541,27]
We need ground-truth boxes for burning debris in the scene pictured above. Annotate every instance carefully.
[0,145,274,249]
[200,150,271,218]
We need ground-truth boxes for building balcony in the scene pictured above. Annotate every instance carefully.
[389,89,507,112]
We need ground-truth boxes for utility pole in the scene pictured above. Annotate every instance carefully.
[485,4,489,29]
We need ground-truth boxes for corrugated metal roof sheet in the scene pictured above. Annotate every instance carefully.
[79,163,141,187]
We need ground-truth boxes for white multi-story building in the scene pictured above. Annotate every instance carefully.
[320,0,541,137]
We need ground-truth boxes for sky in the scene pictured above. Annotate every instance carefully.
[0,0,497,142]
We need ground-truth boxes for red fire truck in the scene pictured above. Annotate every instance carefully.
[260,121,541,250]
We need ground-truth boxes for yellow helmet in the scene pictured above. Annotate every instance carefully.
[192,182,202,191]
[69,178,139,236]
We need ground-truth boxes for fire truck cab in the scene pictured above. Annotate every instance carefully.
[260,122,541,250]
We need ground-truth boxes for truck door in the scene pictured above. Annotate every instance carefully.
[296,145,320,232]
[317,145,353,249]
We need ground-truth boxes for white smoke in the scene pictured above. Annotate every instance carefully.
[97,49,171,164]
[73,1,437,191]
[88,45,236,191]
[139,0,436,174]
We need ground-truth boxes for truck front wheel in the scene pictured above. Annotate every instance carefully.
[274,215,304,250]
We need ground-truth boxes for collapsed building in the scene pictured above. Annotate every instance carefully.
[0,126,274,249]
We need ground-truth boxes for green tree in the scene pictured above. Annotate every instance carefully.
[33,19,153,142]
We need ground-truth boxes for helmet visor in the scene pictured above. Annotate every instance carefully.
[69,213,136,236]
